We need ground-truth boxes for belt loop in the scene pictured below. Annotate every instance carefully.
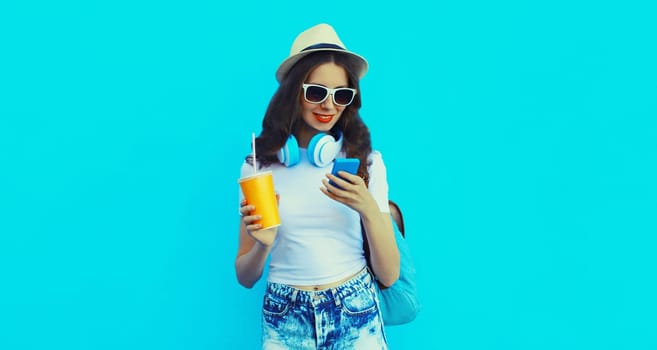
[363,267,374,287]
[331,287,341,307]
[363,270,372,285]
[290,289,298,304]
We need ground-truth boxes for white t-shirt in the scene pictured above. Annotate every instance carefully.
[239,149,389,286]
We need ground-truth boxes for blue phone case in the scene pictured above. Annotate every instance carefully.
[329,158,360,189]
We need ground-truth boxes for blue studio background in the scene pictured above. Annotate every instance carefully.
[1,1,656,349]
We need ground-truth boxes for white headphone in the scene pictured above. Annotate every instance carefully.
[277,132,343,167]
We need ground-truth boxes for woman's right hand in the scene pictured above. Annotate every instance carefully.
[239,200,278,247]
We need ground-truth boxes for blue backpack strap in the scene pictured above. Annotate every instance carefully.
[388,200,405,237]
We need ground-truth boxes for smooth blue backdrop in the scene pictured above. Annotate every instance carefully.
[2,1,656,349]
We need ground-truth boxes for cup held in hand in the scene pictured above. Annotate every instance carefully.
[238,171,280,229]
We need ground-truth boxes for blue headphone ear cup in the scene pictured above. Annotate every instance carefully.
[308,133,341,167]
[307,133,330,167]
[277,135,300,167]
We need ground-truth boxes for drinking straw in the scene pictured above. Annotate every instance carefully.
[251,132,257,175]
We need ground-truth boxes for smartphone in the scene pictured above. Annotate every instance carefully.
[329,158,360,189]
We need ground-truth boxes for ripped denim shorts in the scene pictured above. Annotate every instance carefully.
[261,268,387,350]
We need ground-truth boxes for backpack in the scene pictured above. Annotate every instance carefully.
[363,200,420,325]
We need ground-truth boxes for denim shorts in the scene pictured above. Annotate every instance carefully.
[261,268,388,350]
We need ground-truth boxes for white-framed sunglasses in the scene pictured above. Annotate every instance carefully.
[302,84,357,106]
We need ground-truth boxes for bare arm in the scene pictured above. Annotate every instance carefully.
[234,203,277,288]
[322,172,400,287]
[359,206,400,286]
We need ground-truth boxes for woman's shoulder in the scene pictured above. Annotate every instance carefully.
[239,159,268,177]
[367,150,387,174]
[368,149,383,158]
[368,150,385,164]
[239,161,251,174]
[240,158,282,176]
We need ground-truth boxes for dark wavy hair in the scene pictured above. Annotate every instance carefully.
[247,51,372,184]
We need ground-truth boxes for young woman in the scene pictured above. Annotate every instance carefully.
[236,23,399,349]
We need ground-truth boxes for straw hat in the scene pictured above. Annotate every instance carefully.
[275,23,369,82]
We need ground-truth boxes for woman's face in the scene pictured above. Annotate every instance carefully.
[299,62,350,137]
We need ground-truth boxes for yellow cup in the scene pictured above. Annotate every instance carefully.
[238,171,280,229]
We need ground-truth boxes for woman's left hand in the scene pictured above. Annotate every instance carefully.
[323,171,400,286]
[321,171,377,215]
